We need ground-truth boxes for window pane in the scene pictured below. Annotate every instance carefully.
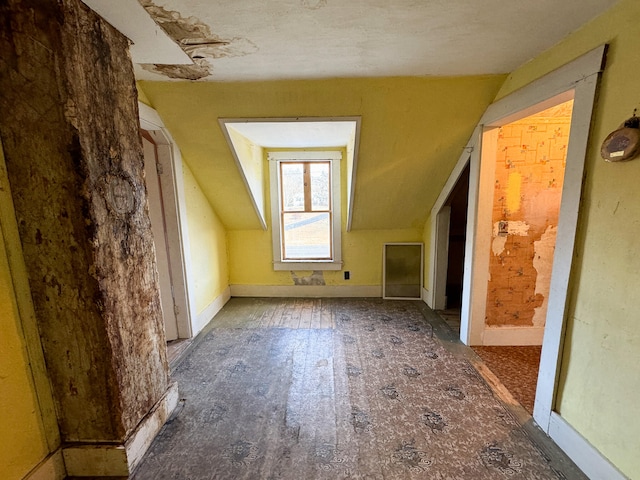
[281,163,304,212]
[283,212,331,259]
[310,162,330,211]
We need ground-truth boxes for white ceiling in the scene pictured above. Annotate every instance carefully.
[86,0,618,81]
[223,120,357,148]
[82,0,191,64]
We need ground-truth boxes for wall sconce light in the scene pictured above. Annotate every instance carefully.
[601,111,640,162]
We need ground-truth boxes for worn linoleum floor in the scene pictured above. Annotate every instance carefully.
[472,346,542,415]
[133,298,584,480]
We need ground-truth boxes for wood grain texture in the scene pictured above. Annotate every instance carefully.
[0,0,168,443]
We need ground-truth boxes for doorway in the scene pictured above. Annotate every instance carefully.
[139,127,193,351]
[430,46,605,436]
[142,132,179,341]
[139,102,196,366]
[480,100,573,343]
[470,99,574,414]
[434,164,470,334]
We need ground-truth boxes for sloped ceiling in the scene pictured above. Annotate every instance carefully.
[86,0,619,230]
[139,76,505,230]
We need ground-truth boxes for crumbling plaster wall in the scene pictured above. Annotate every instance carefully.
[485,105,572,327]
[0,0,168,442]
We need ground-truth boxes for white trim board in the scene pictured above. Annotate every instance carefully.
[219,116,361,232]
[425,46,606,438]
[63,382,179,477]
[429,207,451,310]
[421,287,430,305]
[548,413,628,480]
[482,326,544,346]
[230,284,382,298]
[193,287,231,336]
[268,151,343,271]
[124,382,180,472]
[139,102,196,339]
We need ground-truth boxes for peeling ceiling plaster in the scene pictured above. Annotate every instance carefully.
[89,0,620,231]
[81,0,191,65]
[90,0,620,81]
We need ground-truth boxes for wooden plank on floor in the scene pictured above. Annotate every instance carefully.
[268,298,287,328]
[319,298,334,329]
[299,298,313,329]
[244,298,266,328]
[309,299,322,329]
[255,298,278,328]
[281,298,300,329]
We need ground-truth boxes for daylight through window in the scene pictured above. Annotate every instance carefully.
[269,150,342,270]
[280,161,332,260]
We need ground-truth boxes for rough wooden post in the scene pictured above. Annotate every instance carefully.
[0,0,176,474]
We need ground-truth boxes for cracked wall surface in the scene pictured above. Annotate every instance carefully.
[485,103,572,327]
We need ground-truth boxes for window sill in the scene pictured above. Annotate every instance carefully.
[273,261,343,271]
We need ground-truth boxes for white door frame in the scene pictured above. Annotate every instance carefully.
[427,45,606,433]
[431,206,451,310]
[142,134,179,340]
[139,102,195,339]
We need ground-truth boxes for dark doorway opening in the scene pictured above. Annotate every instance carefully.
[445,164,470,310]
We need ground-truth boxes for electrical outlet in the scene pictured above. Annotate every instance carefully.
[344,271,350,280]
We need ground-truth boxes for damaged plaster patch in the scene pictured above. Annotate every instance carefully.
[491,220,530,256]
[291,271,326,286]
[532,225,557,327]
[139,1,258,80]
[492,235,508,256]
[492,220,530,237]
[144,61,211,80]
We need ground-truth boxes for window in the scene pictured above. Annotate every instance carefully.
[269,151,342,270]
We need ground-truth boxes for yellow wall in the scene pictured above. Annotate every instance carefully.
[226,127,266,223]
[229,228,422,286]
[0,230,50,480]
[182,161,229,313]
[497,0,640,476]
[228,148,422,286]
[136,83,151,106]
[0,145,60,479]
[139,76,506,232]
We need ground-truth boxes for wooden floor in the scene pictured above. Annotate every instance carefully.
[206,297,337,330]
[134,298,584,480]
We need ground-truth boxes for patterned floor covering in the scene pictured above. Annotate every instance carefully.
[133,298,581,479]
[472,346,542,415]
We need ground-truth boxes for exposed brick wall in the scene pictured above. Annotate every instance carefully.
[485,103,572,327]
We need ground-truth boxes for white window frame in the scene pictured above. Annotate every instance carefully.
[269,150,342,271]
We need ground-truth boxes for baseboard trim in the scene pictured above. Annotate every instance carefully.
[194,286,231,335]
[548,412,627,480]
[62,444,128,477]
[63,382,180,477]
[421,287,433,308]
[125,381,180,472]
[481,326,544,345]
[229,284,382,298]
[24,448,66,480]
